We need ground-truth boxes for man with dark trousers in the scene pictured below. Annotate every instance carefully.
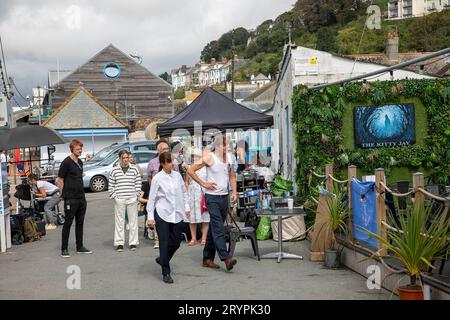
[187,134,238,271]
[56,139,92,258]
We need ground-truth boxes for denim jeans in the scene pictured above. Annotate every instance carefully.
[203,194,231,261]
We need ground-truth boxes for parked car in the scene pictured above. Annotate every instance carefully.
[85,140,156,166]
[83,150,157,192]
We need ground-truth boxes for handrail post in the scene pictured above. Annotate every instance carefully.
[347,165,357,242]
[413,172,425,209]
[375,168,387,255]
[325,164,333,193]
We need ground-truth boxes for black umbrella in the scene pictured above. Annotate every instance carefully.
[0,125,69,175]
[0,125,68,150]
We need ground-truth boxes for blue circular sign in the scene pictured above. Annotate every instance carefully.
[103,62,121,80]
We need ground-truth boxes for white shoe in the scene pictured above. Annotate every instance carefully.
[148,230,155,240]
[153,241,159,249]
[45,224,57,230]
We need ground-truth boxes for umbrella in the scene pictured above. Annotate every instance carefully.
[0,125,69,176]
[0,125,68,150]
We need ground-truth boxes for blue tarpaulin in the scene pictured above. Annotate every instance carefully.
[351,178,378,248]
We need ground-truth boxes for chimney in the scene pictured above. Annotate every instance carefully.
[386,31,399,62]
[211,58,216,65]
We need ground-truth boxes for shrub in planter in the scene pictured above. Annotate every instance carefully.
[362,203,449,300]
[322,185,348,268]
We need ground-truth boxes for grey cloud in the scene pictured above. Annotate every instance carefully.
[1,0,295,104]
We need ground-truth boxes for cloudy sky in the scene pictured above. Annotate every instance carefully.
[0,0,295,105]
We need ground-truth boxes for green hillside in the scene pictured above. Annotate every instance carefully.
[200,0,450,81]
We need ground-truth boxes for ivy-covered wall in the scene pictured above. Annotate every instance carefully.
[292,79,450,203]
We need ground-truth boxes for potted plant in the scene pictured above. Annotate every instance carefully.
[362,203,449,300]
[322,186,348,268]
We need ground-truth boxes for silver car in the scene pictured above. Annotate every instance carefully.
[83,151,157,192]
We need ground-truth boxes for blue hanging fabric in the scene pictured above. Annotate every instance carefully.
[351,178,378,248]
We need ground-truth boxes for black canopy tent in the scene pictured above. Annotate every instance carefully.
[157,87,273,137]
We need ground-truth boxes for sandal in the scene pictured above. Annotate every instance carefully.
[200,239,206,246]
[188,239,197,246]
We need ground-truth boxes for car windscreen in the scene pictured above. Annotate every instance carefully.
[90,144,119,162]
[99,153,119,166]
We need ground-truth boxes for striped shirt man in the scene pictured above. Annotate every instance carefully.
[108,164,142,200]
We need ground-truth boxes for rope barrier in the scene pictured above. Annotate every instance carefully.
[311,170,326,179]
[381,220,404,235]
[379,181,415,197]
[328,174,349,184]
[361,245,404,274]
[417,187,450,202]
[381,220,450,240]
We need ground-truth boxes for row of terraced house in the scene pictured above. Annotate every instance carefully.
[171,56,248,89]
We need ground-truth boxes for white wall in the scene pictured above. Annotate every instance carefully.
[291,47,433,87]
[272,48,295,181]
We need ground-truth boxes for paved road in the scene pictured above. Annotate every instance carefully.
[0,192,392,300]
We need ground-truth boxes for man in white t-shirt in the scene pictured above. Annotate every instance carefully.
[28,174,61,230]
[0,150,7,163]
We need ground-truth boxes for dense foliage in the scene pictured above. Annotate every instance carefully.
[174,88,186,100]
[292,79,450,204]
[198,1,449,81]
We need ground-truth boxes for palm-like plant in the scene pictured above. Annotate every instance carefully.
[324,186,348,250]
[362,203,449,287]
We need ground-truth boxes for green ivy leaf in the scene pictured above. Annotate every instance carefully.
[372,88,386,103]
[440,87,450,101]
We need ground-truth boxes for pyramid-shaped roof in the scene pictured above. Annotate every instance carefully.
[157,87,273,137]
[43,86,128,129]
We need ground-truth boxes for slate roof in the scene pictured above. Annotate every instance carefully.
[253,73,270,81]
[43,86,128,129]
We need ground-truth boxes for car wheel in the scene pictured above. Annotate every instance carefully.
[90,176,107,192]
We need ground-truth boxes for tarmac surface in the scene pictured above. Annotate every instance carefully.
[0,192,393,300]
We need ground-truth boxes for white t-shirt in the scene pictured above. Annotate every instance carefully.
[0,153,7,163]
[36,180,59,195]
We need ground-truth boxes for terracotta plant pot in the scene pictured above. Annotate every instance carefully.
[397,286,424,300]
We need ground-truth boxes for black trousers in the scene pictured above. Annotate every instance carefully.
[155,210,182,276]
[61,198,87,251]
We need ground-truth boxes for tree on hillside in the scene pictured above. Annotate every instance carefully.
[201,28,250,62]
[217,27,249,52]
[201,40,220,62]
[293,0,367,32]
[316,27,337,52]
[408,12,450,52]
[159,72,171,84]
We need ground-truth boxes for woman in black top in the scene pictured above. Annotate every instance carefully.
[138,181,151,238]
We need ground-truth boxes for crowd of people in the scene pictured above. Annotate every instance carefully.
[26,136,242,284]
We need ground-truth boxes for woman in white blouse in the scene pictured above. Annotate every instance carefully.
[146,152,190,284]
